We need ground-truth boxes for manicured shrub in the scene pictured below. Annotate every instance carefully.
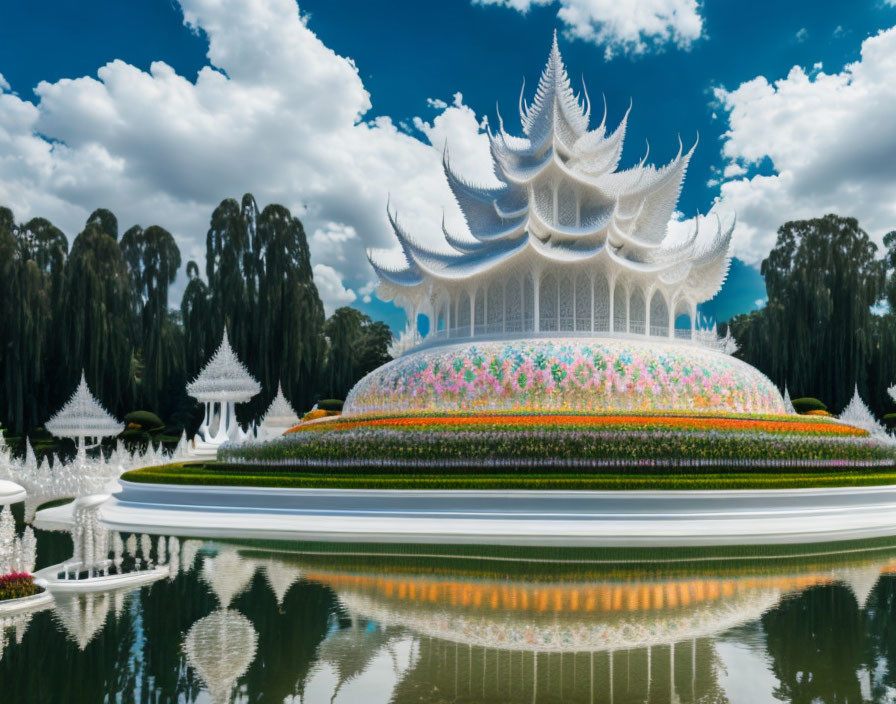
[884,413,896,430]
[0,573,39,601]
[792,397,827,414]
[317,399,344,412]
[123,411,165,432]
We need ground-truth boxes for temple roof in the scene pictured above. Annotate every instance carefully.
[259,383,300,430]
[45,372,124,439]
[187,329,261,403]
[368,34,732,306]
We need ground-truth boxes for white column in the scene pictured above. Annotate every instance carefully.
[609,279,615,333]
[469,288,475,338]
[533,274,541,333]
[645,288,652,336]
[626,288,631,334]
[590,275,595,333]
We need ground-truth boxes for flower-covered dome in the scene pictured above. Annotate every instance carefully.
[344,337,786,416]
[187,328,261,403]
[45,372,124,439]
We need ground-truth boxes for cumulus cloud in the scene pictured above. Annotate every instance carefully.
[0,0,490,313]
[312,263,357,315]
[708,26,896,264]
[474,0,704,57]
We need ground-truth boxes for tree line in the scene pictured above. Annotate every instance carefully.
[726,213,896,418]
[0,193,391,437]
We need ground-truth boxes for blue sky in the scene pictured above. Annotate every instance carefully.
[2,0,896,333]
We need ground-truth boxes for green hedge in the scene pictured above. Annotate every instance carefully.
[792,397,827,413]
[122,463,896,491]
[123,410,165,432]
[317,399,344,411]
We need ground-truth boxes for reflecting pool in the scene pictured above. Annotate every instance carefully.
[5,528,896,703]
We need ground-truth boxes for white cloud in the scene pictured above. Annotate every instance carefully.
[312,263,356,315]
[722,162,746,179]
[708,26,896,264]
[0,0,490,314]
[426,97,448,109]
[0,73,9,92]
[795,27,808,42]
[474,0,704,57]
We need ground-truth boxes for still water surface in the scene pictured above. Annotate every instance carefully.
[4,528,896,703]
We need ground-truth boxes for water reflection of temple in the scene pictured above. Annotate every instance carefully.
[286,545,896,703]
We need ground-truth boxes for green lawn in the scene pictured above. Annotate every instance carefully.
[122,462,896,491]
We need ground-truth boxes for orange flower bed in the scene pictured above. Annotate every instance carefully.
[289,413,865,437]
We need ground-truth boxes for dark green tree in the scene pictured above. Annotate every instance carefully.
[181,260,214,379]
[59,215,138,417]
[120,224,183,414]
[323,307,392,399]
[729,214,886,413]
[202,194,326,416]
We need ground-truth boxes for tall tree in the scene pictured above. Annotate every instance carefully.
[0,209,57,433]
[120,224,183,413]
[181,260,214,380]
[201,194,325,416]
[323,307,392,400]
[730,214,885,413]
[59,215,138,417]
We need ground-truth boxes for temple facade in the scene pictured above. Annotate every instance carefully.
[369,35,732,350]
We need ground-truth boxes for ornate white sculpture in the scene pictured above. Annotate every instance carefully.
[45,372,124,450]
[256,383,300,440]
[782,385,796,415]
[187,328,260,447]
[0,506,36,575]
[369,35,732,350]
[839,386,889,439]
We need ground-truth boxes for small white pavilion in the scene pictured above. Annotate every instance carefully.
[187,328,260,448]
[256,383,300,440]
[45,372,125,454]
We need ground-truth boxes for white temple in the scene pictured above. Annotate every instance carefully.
[370,34,731,346]
[345,36,785,417]
[187,328,260,449]
[45,372,124,452]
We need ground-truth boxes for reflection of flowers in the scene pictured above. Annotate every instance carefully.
[344,339,786,416]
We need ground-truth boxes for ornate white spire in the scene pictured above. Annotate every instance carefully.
[368,35,732,351]
[782,385,796,415]
[45,372,124,439]
[187,328,261,403]
[839,386,889,438]
[258,383,300,432]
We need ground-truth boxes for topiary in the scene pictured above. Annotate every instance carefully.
[884,413,896,430]
[317,399,344,412]
[792,397,827,414]
[123,411,165,433]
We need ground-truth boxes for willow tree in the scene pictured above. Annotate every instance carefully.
[181,260,214,379]
[730,214,885,413]
[120,224,183,413]
[60,215,138,417]
[200,194,325,417]
[0,209,59,433]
